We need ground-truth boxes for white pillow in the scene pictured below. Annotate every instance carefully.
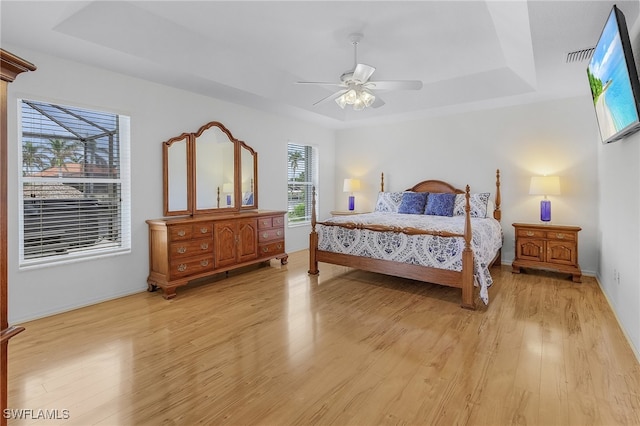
[453,193,490,218]
[374,192,404,213]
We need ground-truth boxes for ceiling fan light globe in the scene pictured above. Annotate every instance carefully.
[353,98,365,111]
[361,90,375,107]
[335,95,347,109]
[344,89,358,104]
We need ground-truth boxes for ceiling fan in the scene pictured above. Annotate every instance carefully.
[297,33,423,110]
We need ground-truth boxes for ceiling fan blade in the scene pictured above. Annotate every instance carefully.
[371,96,385,108]
[352,63,376,84]
[297,81,345,87]
[312,89,348,106]
[367,80,423,91]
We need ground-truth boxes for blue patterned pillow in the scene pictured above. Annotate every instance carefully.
[374,192,404,213]
[453,193,490,218]
[398,192,428,215]
[424,192,456,216]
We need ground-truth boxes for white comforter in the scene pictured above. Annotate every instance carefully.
[317,212,503,304]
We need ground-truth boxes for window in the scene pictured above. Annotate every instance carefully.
[287,143,316,225]
[19,99,131,267]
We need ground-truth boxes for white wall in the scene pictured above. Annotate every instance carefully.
[6,47,335,323]
[335,95,601,275]
[597,133,640,358]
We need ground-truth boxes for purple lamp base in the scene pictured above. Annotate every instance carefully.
[540,199,551,222]
[348,195,355,211]
[226,194,231,206]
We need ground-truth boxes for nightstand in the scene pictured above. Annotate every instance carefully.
[330,210,370,216]
[512,223,582,282]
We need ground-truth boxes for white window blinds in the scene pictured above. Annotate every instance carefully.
[287,143,316,225]
[19,99,131,267]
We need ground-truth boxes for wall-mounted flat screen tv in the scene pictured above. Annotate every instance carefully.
[587,5,640,144]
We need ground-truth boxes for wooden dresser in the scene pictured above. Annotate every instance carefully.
[147,210,287,299]
[511,222,581,282]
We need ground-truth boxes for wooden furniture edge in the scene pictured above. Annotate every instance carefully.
[1,48,36,426]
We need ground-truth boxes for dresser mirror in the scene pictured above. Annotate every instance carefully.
[164,133,190,216]
[163,121,258,216]
[240,144,257,208]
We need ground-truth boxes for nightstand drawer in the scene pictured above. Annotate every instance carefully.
[517,229,545,238]
[546,231,576,241]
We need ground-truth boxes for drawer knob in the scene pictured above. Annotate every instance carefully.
[200,259,209,267]
[262,247,269,253]
[177,230,186,237]
[263,232,269,238]
[200,242,209,250]
[177,247,187,254]
[262,220,269,225]
[277,244,282,249]
[526,231,534,236]
[277,230,282,236]
[177,264,187,272]
[200,227,208,234]
[556,233,565,239]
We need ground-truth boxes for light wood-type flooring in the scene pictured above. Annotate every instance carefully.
[7,250,640,425]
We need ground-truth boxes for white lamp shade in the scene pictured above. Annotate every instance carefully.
[529,176,561,196]
[343,178,361,192]
[222,183,234,193]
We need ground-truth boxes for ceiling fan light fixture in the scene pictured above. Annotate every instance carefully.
[335,87,376,110]
[344,88,358,104]
[361,89,375,107]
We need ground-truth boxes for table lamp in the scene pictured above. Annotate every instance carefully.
[343,178,361,211]
[529,176,560,222]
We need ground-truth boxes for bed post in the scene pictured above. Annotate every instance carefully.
[380,172,384,192]
[494,169,501,221]
[461,185,475,309]
[308,186,319,275]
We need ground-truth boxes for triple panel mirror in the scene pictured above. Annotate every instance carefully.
[163,121,258,216]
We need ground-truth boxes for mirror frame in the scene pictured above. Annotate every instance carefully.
[163,121,258,216]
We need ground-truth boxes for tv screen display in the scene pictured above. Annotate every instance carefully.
[587,5,640,144]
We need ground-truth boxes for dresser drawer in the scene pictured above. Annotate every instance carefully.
[258,228,284,242]
[169,225,192,241]
[517,229,545,238]
[169,223,213,242]
[191,223,213,239]
[258,217,274,229]
[169,239,213,259]
[170,255,214,279]
[546,231,576,241]
[258,215,285,229]
[259,241,285,256]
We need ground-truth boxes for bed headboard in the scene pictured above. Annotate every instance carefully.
[406,180,464,194]
[378,170,501,221]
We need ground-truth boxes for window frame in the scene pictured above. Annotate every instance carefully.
[17,98,131,269]
[287,142,317,227]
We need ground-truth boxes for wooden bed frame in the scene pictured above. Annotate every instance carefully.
[308,170,502,309]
